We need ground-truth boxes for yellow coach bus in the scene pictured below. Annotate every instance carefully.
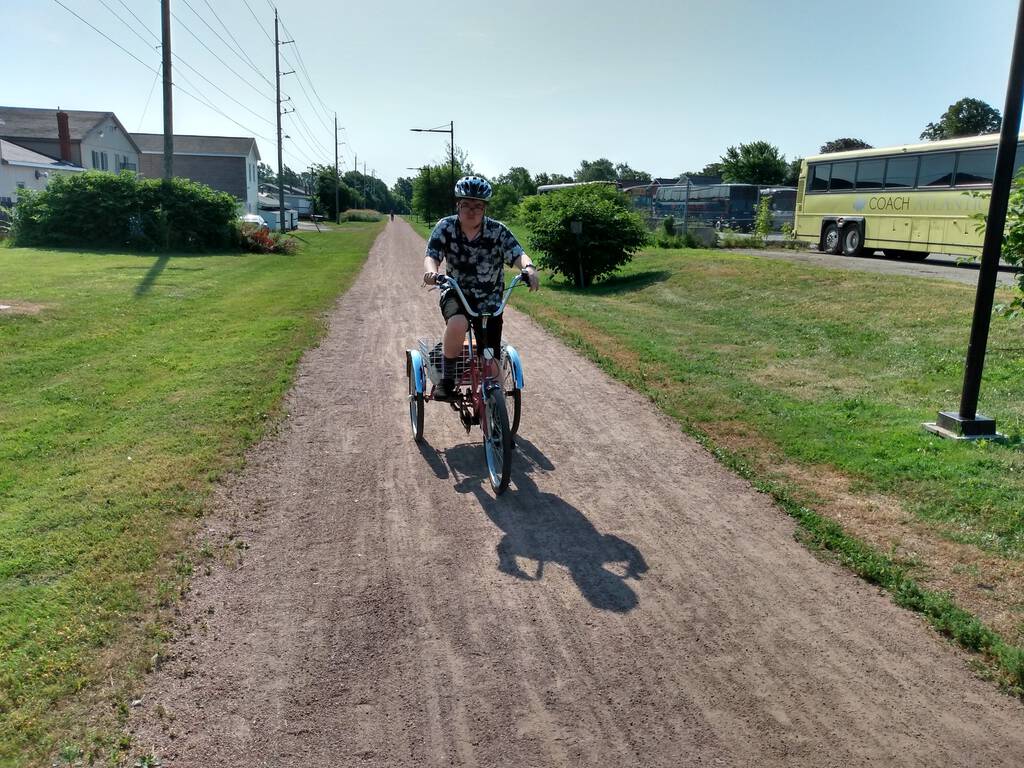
[794,132,1024,261]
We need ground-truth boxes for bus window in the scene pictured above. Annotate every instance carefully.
[918,153,956,187]
[884,156,918,188]
[856,159,884,189]
[1015,143,1024,177]
[829,161,856,191]
[809,163,830,192]
[954,148,996,186]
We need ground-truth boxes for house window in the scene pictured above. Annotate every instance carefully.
[16,181,26,189]
[101,152,109,171]
[92,150,100,168]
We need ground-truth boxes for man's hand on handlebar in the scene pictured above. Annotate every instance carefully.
[423,271,439,286]
[522,265,539,292]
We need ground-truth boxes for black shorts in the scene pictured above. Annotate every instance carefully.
[440,292,503,357]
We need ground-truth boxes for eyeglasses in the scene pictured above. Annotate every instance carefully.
[459,201,485,213]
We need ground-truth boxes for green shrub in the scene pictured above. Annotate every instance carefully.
[515,185,649,287]
[662,215,676,236]
[655,230,701,249]
[10,171,238,251]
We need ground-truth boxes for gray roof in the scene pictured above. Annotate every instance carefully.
[132,133,260,160]
[0,106,134,145]
[0,139,84,168]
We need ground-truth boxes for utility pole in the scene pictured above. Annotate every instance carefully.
[160,0,173,180]
[274,9,295,233]
[334,112,340,224]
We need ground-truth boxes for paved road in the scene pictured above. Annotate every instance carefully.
[131,219,1024,767]
[732,246,1020,287]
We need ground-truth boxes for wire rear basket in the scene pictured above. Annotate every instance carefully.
[418,339,471,385]
[417,338,510,385]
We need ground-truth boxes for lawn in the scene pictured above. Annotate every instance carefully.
[0,222,382,766]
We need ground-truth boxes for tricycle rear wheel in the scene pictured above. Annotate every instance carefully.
[408,362,424,442]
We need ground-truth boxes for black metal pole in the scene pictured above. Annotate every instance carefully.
[959,0,1024,420]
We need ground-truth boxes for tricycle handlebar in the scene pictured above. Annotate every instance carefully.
[435,270,531,318]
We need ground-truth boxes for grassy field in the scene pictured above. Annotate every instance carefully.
[0,222,382,766]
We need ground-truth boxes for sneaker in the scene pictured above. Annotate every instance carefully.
[433,378,456,401]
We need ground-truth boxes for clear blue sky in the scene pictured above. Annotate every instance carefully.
[4,0,1017,185]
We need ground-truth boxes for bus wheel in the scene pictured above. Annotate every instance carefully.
[841,225,863,257]
[822,223,841,254]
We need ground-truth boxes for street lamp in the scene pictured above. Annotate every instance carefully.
[410,121,455,213]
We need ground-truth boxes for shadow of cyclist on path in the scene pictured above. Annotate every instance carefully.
[441,437,648,613]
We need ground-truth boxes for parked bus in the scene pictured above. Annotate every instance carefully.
[794,132,1024,261]
[654,183,760,230]
[759,187,797,230]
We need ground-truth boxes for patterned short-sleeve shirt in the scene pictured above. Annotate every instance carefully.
[426,215,525,312]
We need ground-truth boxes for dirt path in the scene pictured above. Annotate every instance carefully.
[130,220,1023,767]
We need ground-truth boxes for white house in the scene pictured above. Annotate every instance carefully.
[0,106,140,173]
[0,138,84,205]
[132,133,261,213]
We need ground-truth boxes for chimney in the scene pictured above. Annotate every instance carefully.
[57,109,72,162]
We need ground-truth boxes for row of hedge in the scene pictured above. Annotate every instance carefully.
[8,171,240,251]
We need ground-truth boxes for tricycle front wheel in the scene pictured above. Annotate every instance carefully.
[483,387,512,493]
[502,353,522,434]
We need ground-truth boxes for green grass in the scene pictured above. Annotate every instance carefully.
[0,222,383,766]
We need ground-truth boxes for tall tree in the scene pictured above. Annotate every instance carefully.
[391,177,414,206]
[820,138,873,153]
[534,171,573,187]
[574,158,617,182]
[683,162,724,179]
[719,141,788,185]
[497,166,537,197]
[257,162,276,185]
[785,157,803,186]
[920,98,1002,141]
[614,162,651,185]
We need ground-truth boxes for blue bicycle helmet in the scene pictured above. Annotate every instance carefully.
[454,175,492,201]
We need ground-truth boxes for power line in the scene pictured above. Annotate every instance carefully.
[117,0,159,41]
[96,0,157,51]
[137,68,161,130]
[91,0,274,133]
[178,0,275,89]
[52,0,274,146]
[52,0,159,75]
[201,0,262,73]
[171,9,275,103]
[173,54,275,127]
[241,0,275,45]
[279,19,333,124]
[281,50,330,134]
